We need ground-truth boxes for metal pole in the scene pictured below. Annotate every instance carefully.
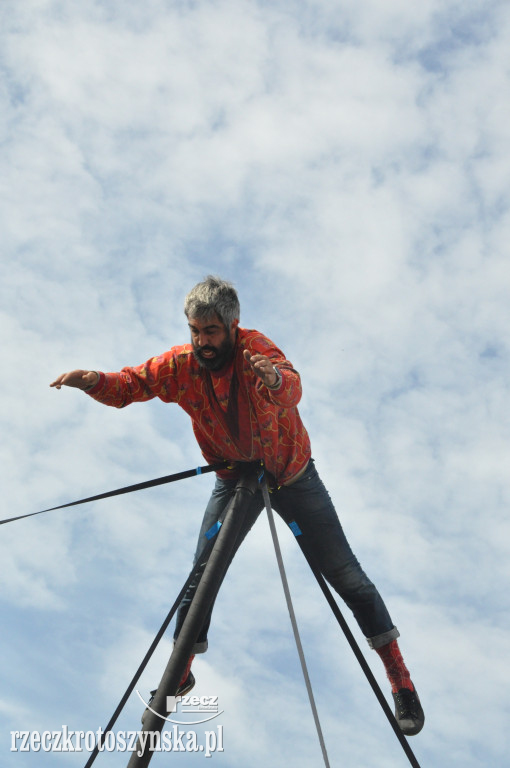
[126,466,259,767]
[261,480,331,768]
[83,534,220,768]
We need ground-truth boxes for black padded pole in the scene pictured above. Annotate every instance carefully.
[83,532,219,768]
[126,466,260,767]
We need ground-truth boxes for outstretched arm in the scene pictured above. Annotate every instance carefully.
[50,370,100,391]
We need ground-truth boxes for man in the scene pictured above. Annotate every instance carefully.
[50,275,424,735]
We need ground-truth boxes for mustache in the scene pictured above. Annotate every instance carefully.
[196,345,216,354]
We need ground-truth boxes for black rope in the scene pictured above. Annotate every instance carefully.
[291,528,423,768]
[83,466,257,768]
[0,461,226,526]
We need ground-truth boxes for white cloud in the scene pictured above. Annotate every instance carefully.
[1,1,509,766]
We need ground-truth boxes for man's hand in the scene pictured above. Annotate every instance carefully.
[243,350,279,388]
[50,370,99,391]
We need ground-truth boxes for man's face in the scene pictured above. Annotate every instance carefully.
[189,314,238,371]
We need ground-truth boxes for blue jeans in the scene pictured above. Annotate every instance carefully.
[174,460,399,652]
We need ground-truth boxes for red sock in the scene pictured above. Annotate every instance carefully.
[179,655,195,687]
[375,640,413,693]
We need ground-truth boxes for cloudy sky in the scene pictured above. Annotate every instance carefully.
[1,0,509,766]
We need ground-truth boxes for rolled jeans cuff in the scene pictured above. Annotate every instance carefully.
[366,626,400,650]
[173,639,208,654]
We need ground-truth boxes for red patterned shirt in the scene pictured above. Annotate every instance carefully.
[86,327,311,485]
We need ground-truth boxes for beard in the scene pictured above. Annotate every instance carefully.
[192,334,236,371]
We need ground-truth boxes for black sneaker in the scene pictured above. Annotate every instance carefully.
[392,687,425,736]
[142,672,196,724]
[179,671,195,696]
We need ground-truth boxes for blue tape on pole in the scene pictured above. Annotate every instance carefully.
[196,466,202,475]
[289,521,302,537]
[205,521,222,540]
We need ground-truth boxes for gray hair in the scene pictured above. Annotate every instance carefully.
[184,275,240,328]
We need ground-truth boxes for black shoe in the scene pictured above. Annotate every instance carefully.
[177,670,196,697]
[142,672,196,724]
[392,687,425,736]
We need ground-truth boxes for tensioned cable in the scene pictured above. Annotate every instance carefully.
[0,462,226,526]
[261,478,331,768]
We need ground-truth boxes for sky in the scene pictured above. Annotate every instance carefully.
[1,0,510,766]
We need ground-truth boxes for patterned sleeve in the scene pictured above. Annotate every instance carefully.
[242,331,303,408]
[85,349,185,408]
